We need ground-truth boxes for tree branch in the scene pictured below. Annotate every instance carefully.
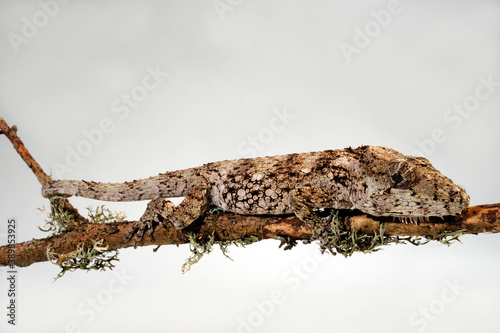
[1,117,499,268]
[0,203,499,268]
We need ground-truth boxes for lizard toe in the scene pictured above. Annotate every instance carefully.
[134,220,151,247]
[120,220,142,248]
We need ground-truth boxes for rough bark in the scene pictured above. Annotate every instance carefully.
[0,204,499,268]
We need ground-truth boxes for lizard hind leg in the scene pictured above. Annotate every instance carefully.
[122,197,175,248]
[122,181,213,248]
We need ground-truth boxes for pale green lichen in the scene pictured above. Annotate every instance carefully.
[218,234,260,260]
[39,200,124,279]
[38,198,126,235]
[273,236,298,250]
[86,205,126,224]
[321,210,465,257]
[47,239,119,280]
[182,211,466,271]
[38,195,73,234]
[321,210,393,257]
[401,229,465,247]
[181,232,259,273]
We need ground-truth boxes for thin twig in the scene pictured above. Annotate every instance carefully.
[0,117,87,223]
[0,117,50,185]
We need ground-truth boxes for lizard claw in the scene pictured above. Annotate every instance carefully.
[121,221,141,248]
[121,217,167,248]
[120,197,174,249]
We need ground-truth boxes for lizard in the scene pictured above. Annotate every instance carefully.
[41,145,470,250]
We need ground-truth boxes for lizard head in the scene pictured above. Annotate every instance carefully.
[351,146,469,219]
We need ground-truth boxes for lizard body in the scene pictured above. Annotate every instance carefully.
[41,146,469,248]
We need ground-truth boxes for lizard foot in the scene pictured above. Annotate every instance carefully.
[121,217,166,248]
[303,211,342,255]
[121,198,174,248]
[310,221,336,255]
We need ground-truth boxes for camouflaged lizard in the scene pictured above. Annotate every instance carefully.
[41,146,470,248]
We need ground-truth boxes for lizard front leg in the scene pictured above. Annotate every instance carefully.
[122,180,212,247]
[289,187,350,253]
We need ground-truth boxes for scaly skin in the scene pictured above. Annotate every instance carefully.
[41,146,470,248]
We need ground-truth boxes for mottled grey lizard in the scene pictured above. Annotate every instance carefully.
[41,146,469,248]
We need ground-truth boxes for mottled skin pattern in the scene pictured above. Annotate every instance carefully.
[42,146,470,247]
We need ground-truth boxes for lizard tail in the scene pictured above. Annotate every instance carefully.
[41,170,191,202]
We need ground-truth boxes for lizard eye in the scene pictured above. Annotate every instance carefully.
[391,172,405,184]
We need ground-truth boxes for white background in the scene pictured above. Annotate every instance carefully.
[1,0,499,332]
